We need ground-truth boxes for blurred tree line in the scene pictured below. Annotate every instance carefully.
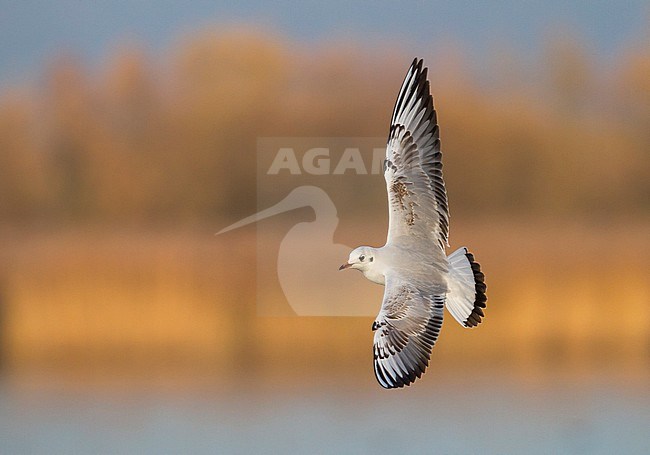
[0,27,648,226]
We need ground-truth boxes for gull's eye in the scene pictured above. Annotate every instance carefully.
[369,257,373,262]
[359,255,365,262]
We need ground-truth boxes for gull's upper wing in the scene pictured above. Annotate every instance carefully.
[372,274,445,389]
[384,58,449,249]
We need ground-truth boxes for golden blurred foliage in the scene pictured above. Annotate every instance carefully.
[0,27,647,225]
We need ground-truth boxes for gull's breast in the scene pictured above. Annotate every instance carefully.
[363,268,386,285]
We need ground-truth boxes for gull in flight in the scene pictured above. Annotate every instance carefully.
[340,58,488,389]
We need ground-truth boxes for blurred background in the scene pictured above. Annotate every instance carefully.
[0,1,648,453]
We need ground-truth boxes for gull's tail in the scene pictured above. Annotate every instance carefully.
[445,247,487,328]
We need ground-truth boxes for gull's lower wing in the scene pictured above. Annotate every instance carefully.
[384,58,449,249]
[372,275,444,389]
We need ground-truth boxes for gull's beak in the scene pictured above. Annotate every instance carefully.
[339,262,352,271]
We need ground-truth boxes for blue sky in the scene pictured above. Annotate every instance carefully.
[0,0,648,88]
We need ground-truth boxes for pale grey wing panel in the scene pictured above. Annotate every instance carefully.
[372,276,445,389]
[385,58,449,248]
[384,126,440,242]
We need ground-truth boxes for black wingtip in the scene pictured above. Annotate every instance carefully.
[406,58,425,78]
